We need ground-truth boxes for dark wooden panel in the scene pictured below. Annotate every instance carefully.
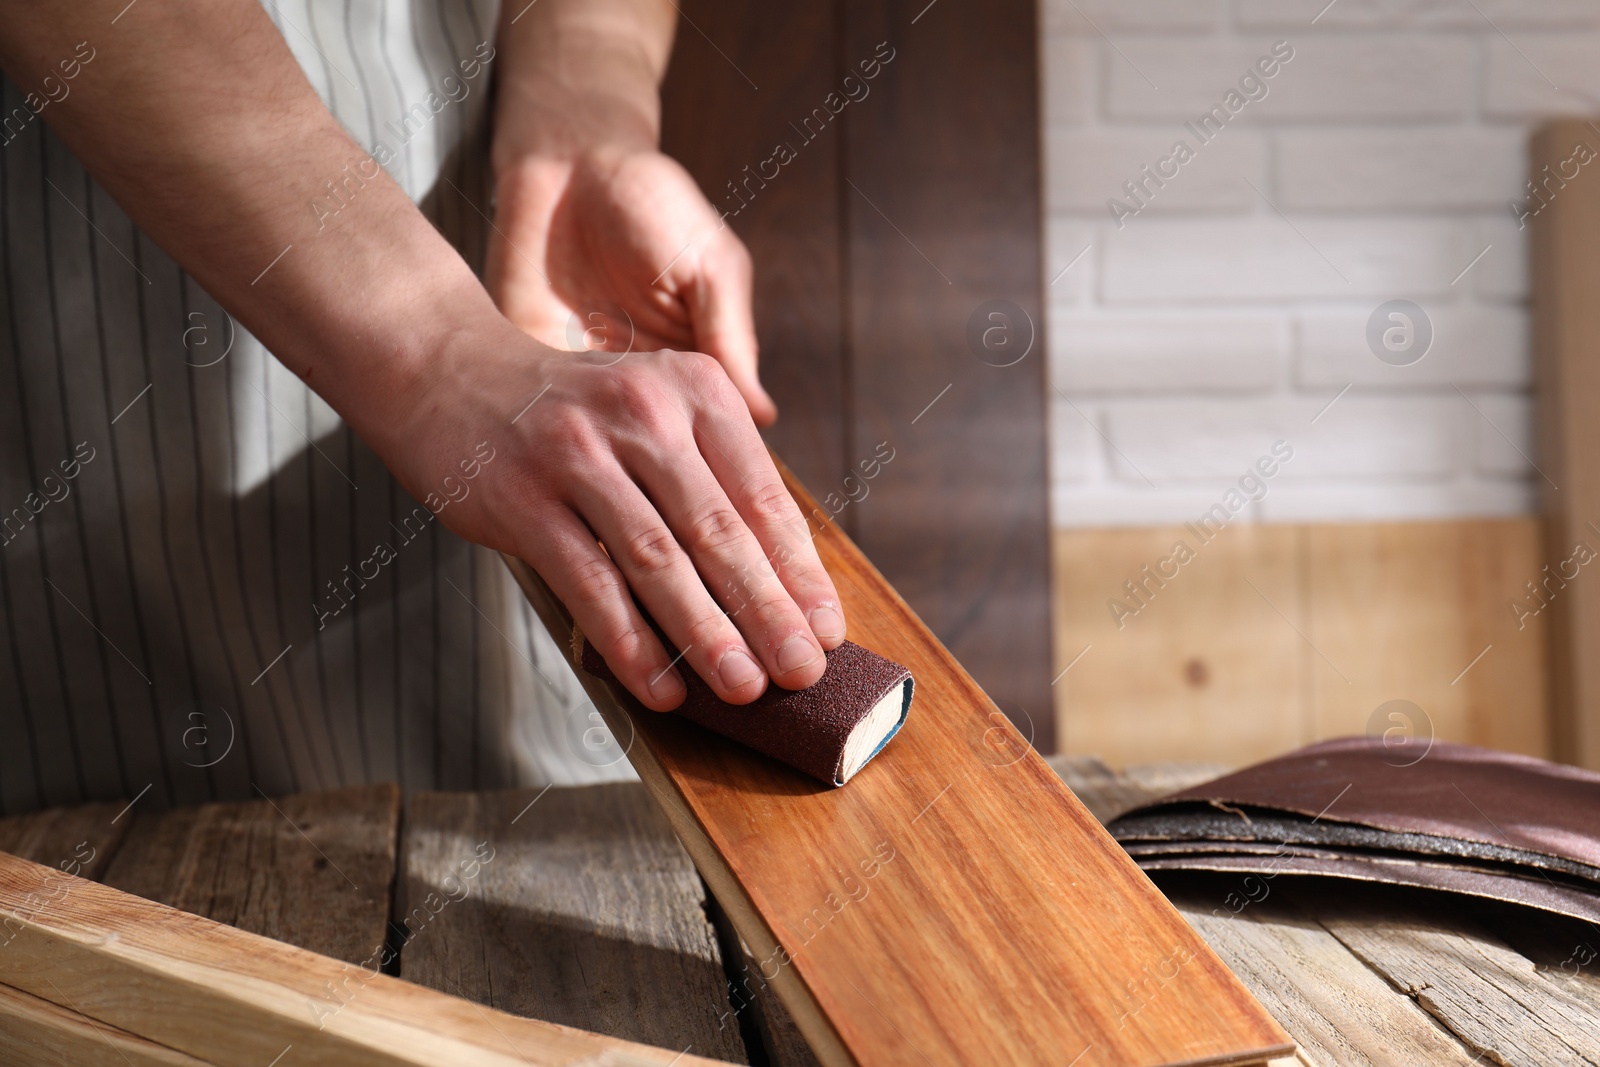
[660,0,848,496]
[399,785,748,1062]
[841,0,1052,748]
[99,783,398,966]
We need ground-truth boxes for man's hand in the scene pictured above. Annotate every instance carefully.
[487,150,776,426]
[390,326,842,710]
[486,0,776,427]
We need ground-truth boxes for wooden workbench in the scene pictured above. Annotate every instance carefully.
[4,759,1597,1067]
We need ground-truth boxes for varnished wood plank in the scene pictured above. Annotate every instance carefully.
[0,850,738,1067]
[1325,905,1600,1066]
[399,785,747,1063]
[0,982,212,1067]
[0,801,131,879]
[1305,520,1548,757]
[1054,524,1308,766]
[1531,119,1600,770]
[841,0,1052,748]
[503,460,1292,1067]
[101,784,399,967]
[659,0,847,497]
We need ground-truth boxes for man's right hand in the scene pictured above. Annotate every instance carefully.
[382,325,847,711]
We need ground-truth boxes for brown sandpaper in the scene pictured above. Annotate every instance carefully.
[1109,736,1600,924]
[572,627,913,787]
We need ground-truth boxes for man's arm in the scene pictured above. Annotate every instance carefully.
[0,0,844,709]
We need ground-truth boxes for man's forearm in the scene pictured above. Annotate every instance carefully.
[491,0,676,171]
[0,1,506,447]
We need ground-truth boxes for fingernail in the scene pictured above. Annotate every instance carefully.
[777,635,820,675]
[718,648,763,692]
[647,667,685,704]
[808,606,845,641]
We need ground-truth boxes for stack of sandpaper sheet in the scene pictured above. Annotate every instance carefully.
[1110,736,1600,924]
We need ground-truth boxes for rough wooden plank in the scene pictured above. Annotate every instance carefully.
[1047,755,1226,823]
[705,895,822,1067]
[0,850,737,1067]
[1531,119,1600,770]
[100,783,399,966]
[504,459,1293,1067]
[0,800,131,879]
[0,981,212,1067]
[1175,895,1478,1067]
[1324,902,1600,1066]
[399,785,747,1063]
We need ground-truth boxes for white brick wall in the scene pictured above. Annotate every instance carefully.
[1041,0,1555,528]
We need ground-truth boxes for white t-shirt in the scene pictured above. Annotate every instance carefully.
[0,0,627,814]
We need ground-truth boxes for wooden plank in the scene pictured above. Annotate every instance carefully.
[503,461,1293,1067]
[705,896,822,1067]
[840,0,1052,749]
[1047,755,1228,824]
[1324,904,1600,1066]
[659,0,847,499]
[1053,524,1308,766]
[0,982,212,1067]
[100,784,399,967]
[399,785,747,1063]
[1305,519,1548,759]
[1177,899,1479,1067]
[0,800,131,879]
[1530,118,1600,770]
[0,850,737,1067]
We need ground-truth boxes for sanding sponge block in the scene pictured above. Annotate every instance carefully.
[572,628,913,786]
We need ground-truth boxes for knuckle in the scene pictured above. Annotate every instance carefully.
[685,505,748,558]
[567,553,623,608]
[621,524,682,578]
[684,611,736,655]
[745,480,800,530]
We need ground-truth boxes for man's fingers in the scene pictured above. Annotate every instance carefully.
[689,235,776,427]
[518,505,685,711]
[687,362,847,652]
[569,468,770,705]
[626,439,827,691]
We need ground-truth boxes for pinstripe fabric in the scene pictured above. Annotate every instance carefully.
[0,0,626,814]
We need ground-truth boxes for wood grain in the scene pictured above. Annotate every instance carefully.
[0,982,212,1067]
[399,785,748,1062]
[101,783,399,967]
[1325,908,1600,1067]
[1054,524,1307,766]
[1053,519,1550,767]
[1531,118,1600,770]
[503,460,1292,1067]
[0,850,738,1067]
[0,801,130,879]
[1305,520,1548,759]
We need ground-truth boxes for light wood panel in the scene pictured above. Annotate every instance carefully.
[0,850,735,1067]
[1054,524,1308,766]
[1055,518,1550,767]
[1530,118,1600,770]
[503,459,1293,1067]
[1305,521,1547,758]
